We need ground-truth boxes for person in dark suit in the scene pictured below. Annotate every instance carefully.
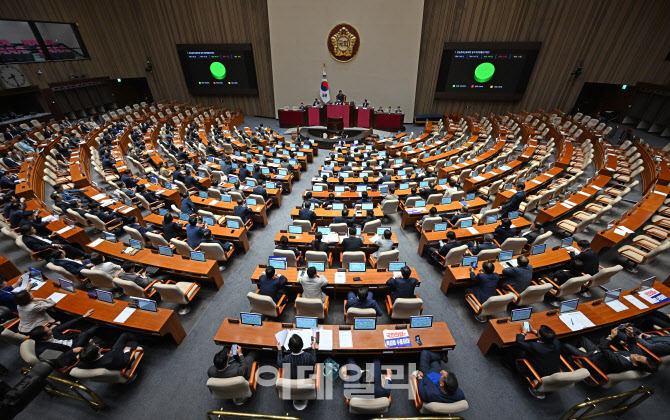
[494,218,516,244]
[298,202,317,223]
[449,206,471,227]
[356,191,372,205]
[234,199,254,223]
[238,165,251,182]
[336,90,345,103]
[208,345,257,379]
[499,255,533,293]
[184,169,201,190]
[499,181,527,218]
[342,227,364,251]
[19,210,51,237]
[360,209,377,229]
[345,287,383,315]
[77,332,140,370]
[551,260,585,286]
[49,249,92,275]
[520,222,543,244]
[201,229,232,251]
[312,98,320,107]
[276,334,318,380]
[127,215,158,239]
[172,166,186,184]
[428,231,463,263]
[186,215,206,249]
[120,169,139,189]
[1,150,20,169]
[468,233,498,255]
[177,147,190,162]
[303,191,323,206]
[570,239,600,275]
[88,202,127,226]
[334,208,356,226]
[162,213,183,242]
[362,99,370,108]
[310,232,330,253]
[258,266,287,303]
[386,266,419,302]
[465,261,500,304]
[19,225,87,259]
[563,327,659,375]
[0,171,20,190]
[514,325,562,378]
[27,309,98,366]
[252,183,269,203]
[276,235,300,258]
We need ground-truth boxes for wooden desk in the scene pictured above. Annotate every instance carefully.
[214,318,454,353]
[191,196,268,227]
[491,166,565,208]
[290,207,384,226]
[417,135,478,169]
[440,245,572,294]
[68,163,89,188]
[0,254,22,279]
[86,239,224,289]
[438,139,506,180]
[462,141,537,193]
[535,174,611,224]
[400,198,488,229]
[417,217,532,255]
[79,187,146,227]
[25,200,92,249]
[273,231,398,252]
[477,282,670,355]
[251,266,419,289]
[27,278,186,345]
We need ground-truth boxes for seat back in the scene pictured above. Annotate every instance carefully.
[391,298,423,319]
[329,223,348,234]
[200,242,227,261]
[80,269,116,289]
[275,377,317,401]
[345,307,377,324]
[85,213,108,232]
[153,283,189,305]
[500,237,527,254]
[515,283,553,306]
[15,236,34,256]
[170,238,193,256]
[342,251,365,265]
[293,220,313,232]
[273,249,297,267]
[375,250,399,269]
[1,328,26,346]
[247,292,278,317]
[445,244,468,266]
[380,199,399,215]
[112,277,148,298]
[421,217,442,232]
[405,197,420,208]
[530,231,552,247]
[554,275,591,298]
[421,400,470,415]
[536,368,590,393]
[249,194,266,207]
[146,232,170,248]
[480,293,515,316]
[46,262,80,284]
[295,297,326,319]
[123,226,147,247]
[305,251,329,268]
[206,376,252,400]
[69,347,142,384]
[66,209,89,226]
[362,219,381,234]
[349,397,390,414]
[477,247,501,261]
[19,340,40,365]
[587,265,622,289]
[642,240,670,263]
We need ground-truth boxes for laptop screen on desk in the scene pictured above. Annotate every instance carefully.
[295,316,318,329]
[190,251,206,262]
[306,262,325,272]
[604,288,621,303]
[531,244,546,256]
[349,262,366,272]
[559,299,579,314]
[226,220,240,229]
[333,203,344,211]
[410,315,433,329]
[28,267,42,281]
[354,318,376,330]
[441,197,452,205]
[317,227,330,234]
[462,256,478,268]
[486,215,498,224]
[335,186,345,192]
[134,297,158,312]
[179,213,190,221]
[511,307,532,322]
[104,232,117,243]
[498,251,513,262]
[240,312,262,326]
[466,193,476,201]
[313,185,324,192]
[640,277,656,291]
[561,237,573,248]
[96,289,114,304]
[508,211,519,220]
[268,257,287,270]
[158,208,168,216]
[221,195,232,203]
[59,278,75,293]
[361,203,374,210]
[459,219,473,229]
[129,239,142,250]
[288,225,302,234]
[388,261,406,271]
[202,217,215,226]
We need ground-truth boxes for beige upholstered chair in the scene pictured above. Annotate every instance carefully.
[541,275,591,306]
[369,250,398,269]
[247,291,286,318]
[170,238,193,257]
[581,265,622,297]
[500,237,527,255]
[200,242,234,262]
[152,281,200,314]
[305,250,332,268]
[273,249,298,267]
[206,362,259,405]
[341,251,365,266]
[46,262,81,284]
[80,269,121,297]
[146,232,171,248]
[275,364,321,410]
[465,292,515,322]
[344,307,377,325]
[69,348,144,384]
[410,375,469,414]
[348,396,391,414]
[295,294,329,319]
[517,356,590,398]
[505,282,553,306]
[385,297,423,319]
[112,277,159,299]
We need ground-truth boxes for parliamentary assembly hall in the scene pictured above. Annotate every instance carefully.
[0,0,669,419]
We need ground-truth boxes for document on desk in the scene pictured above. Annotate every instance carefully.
[577,191,590,197]
[92,193,107,201]
[209,200,219,206]
[275,329,288,346]
[318,328,333,351]
[47,292,67,303]
[623,294,648,309]
[121,207,134,214]
[368,234,380,244]
[339,330,353,348]
[284,329,313,350]
[334,272,346,284]
[638,288,670,305]
[559,311,595,332]
[606,300,629,312]
[113,307,136,323]
[466,227,479,235]
[325,232,340,244]
[613,228,627,236]
[564,200,577,207]
[473,176,486,182]
[88,238,104,248]
[100,199,115,207]
[56,226,73,234]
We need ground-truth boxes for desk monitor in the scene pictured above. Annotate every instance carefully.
[505,183,513,191]
[471,171,479,177]
[150,176,159,184]
[158,208,169,216]
[511,307,532,322]
[179,213,190,221]
[446,160,453,167]
[420,181,429,188]
[508,211,519,220]
[459,218,473,228]
[208,156,216,163]
[441,197,452,205]
[335,186,346,192]
[356,185,367,192]
[198,191,208,199]
[59,278,75,293]
[397,170,406,176]
[288,225,303,234]
[348,262,366,272]
[129,239,142,250]
[96,289,114,304]
[458,157,465,163]
[388,261,406,271]
[561,237,574,248]
[640,277,656,291]
[356,227,361,236]
[339,172,349,179]
[604,288,621,303]
[354,318,376,330]
[295,316,318,329]
[278,169,289,176]
[376,227,391,235]
[124,198,134,207]
[104,232,117,243]
[262,167,270,174]
[485,165,492,173]
[395,158,403,165]
[158,246,173,257]
[202,217,215,226]
[462,255,478,268]
[465,193,476,201]
[134,297,158,312]
[271,159,280,164]
[317,227,331,234]
[531,244,546,256]
[268,257,287,270]
[378,185,389,194]
[246,198,257,206]
[361,203,374,210]
[227,220,240,229]
[415,200,426,208]
[399,183,410,190]
[434,223,448,232]
[240,312,262,326]
[332,203,344,211]
[246,180,256,187]
[410,315,433,329]
[221,195,232,203]
[229,175,238,183]
[307,261,325,272]
[190,251,206,262]
[438,178,448,185]
[559,298,579,314]
[486,215,498,224]
[498,250,514,262]
[313,185,324,192]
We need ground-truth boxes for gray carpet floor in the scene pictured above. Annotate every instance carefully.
[1,116,669,419]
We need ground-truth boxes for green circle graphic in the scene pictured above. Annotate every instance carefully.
[474,62,495,83]
[210,62,226,80]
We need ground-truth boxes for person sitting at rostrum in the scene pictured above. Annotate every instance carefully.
[208,344,257,379]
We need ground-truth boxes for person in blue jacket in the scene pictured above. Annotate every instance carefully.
[414,350,465,403]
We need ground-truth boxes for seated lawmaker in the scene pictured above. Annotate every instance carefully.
[298,266,329,302]
[499,181,526,218]
[386,266,419,302]
[310,232,330,253]
[514,324,562,378]
[276,334,317,379]
[118,261,154,288]
[49,249,92,275]
[276,235,300,258]
[499,255,533,293]
[467,233,497,255]
[334,208,356,226]
[77,332,140,370]
[342,358,391,399]
[28,309,98,366]
[202,229,232,252]
[520,222,543,244]
[570,239,600,275]
[298,201,317,223]
[427,231,463,263]
[449,206,471,227]
[234,199,254,223]
[360,209,377,229]
[162,213,184,242]
[413,350,465,404]
[20,224,87,260]
[342,227,364,252]
[345,287,383,316]
[208,345,257,379]
[186,215,206,249]
[373,229,394,258]
[258,266,287,304]
[465,261,499,304]
[494,218,516,244]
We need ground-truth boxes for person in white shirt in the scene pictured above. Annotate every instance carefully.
[90,253,123,278]
[373,229,395,258]
[297,266,329,302]
[443,180,459,197]
[14,288,55,333]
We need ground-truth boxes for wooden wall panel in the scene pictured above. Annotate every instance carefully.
[416,0,670,116]
[2,0,275,117]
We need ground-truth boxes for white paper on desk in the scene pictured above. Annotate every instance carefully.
[47,292,67,303]
[91,193,106,200]
[559,311,595,332]
[564,200,577,206]
[100,199,115,206]
[88,238,104,248]
[318,328,333,351]
[613,228,626,236]
[334,272,346,284]
[606,300,629,312]
[466,227,479,234]
[653,190,668,196]
[369,234,380,244]
[413,207,427,213]
[577,191,590,197]
[339,330,353,348]
[592,186,601,190]
[638,288,670,305]
[531,180,541,184]
[156,189,166,194]
[275,329,289,346]
[56,226,73,234]
[114,307,136,323]
[325,232,340,244]
[473,176,486,182]
[620,226,634,234]
[561,203,574,209]
[209,200,219,205]
[624,294,648,309]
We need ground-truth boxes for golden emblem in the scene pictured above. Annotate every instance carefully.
[327,24,360,63]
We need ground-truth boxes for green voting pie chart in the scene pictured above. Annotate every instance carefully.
[474,62,495,83]
[210,62,227,80]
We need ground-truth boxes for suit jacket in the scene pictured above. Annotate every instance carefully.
[495,226,516,244]
[181,197,196,214]
[186,224,206,248]
[345,294,383,315]
[78,348,132,371]
[333,216,355,226]
[437,240,463,257]
[573,249,599,275]
[238,167,250,181]
[121,174,138,188]
[449,213,471,226]
[162,221,183,242]
[467,272,500,303]
[172,170,185,183]
[515,334,562,377]
[374,238,394,258]
[52,258,87,275]
[23,235,55,252]
[386,277,419,301]
[234,205,253,222]
[298,272,329,301]
[298,208,317,223]
[342,237,364,252]
[500,265,534,293]
[588,336,637,374]
[35,317,96,359]
[502,190,527,213]
[184,175,199,189]
[258,274,287,302]
[252,186,269,202]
